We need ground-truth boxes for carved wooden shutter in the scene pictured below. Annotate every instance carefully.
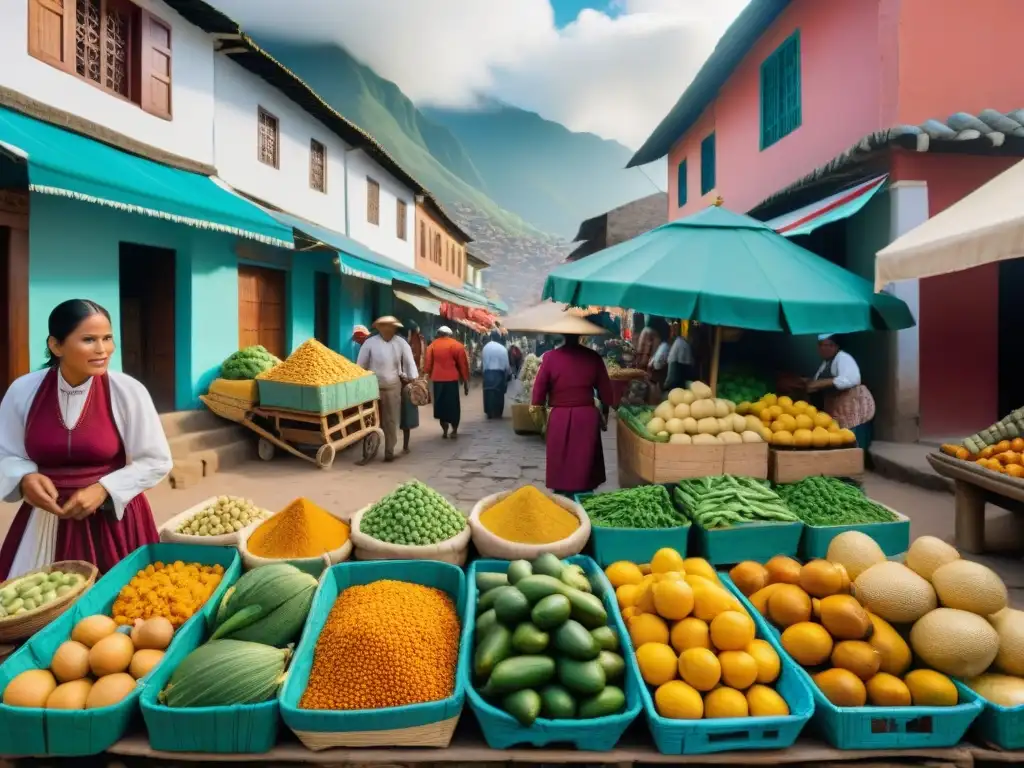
[139,9,172,119]
[28,0,75,71]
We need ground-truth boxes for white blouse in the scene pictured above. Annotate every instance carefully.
[0,369,173,520]
[813,350,862,391]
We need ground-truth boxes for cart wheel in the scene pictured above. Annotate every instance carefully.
[257,438,276,462]
[315,444,336,470]
[362,431,382,463]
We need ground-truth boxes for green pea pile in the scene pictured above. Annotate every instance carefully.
[776,476,898,526]
[360,480,466,546]
[581,485,688,529]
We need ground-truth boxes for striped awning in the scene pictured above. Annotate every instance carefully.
[765,175,888,237]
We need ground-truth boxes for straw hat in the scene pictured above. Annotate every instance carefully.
[501,301,609,336]
[372,315,403,329]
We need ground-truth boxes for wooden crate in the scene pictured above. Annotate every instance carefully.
[617,421,724,485]
[723,442,769,479]
[769,447,865,484]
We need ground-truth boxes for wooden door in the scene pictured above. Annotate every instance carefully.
[238,265,287,359]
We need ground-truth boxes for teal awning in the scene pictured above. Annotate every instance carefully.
[427,281,492,310]
[0,107,293,248]
[269,211,429,287]
[395,288,441,315]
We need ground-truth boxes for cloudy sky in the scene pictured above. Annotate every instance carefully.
[210,0,750,150]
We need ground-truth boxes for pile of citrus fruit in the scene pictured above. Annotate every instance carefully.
[606,548,790,720]
[735,393,856,449]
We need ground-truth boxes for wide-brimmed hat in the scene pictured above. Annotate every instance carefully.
[372,315,403,329]
[501,301,609,336]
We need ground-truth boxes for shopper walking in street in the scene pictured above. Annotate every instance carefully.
[424,326,469,439]
[395,323,421,454]
[802,333,876,449]
[0,299,172,578]
[481,330,511,419]
[357,317,418,462]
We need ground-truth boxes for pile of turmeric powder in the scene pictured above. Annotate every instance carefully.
[247,497,349,559]
[479,485,580,544]
[299,580,459,711]
[256,339,369,386]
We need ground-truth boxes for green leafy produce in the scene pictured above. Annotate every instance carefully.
[617,405,668,443]
[716,368,771,405]
[776,476,898,526]
[360,480,466,546]
[220,345,281,380]
[581,485,688,529]
[674,475,800,529]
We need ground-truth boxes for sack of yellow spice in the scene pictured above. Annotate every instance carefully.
[469,485,591,561]
[240,497,352,575]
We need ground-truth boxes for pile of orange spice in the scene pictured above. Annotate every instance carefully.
[299,580,459,711]
[247,497,349,559]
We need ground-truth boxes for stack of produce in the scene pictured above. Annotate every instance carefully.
[360,481,466,547]
[111,562,224,628]
[622,381,766,445]
[607,549,790,720]
[716,370,771,406]
[472,554,625,725]
[0,569,86,617]
[220,345,281,381]
[210,563,317,648]
[674,476,799,529]
[3,615,173,710]
[775,477,898,526]
[514,354,542,404]
[479,486,580,545]
[737,394,856,449]
[941,437,1024,478]
[256,339,370,385]
[960,407,1024,455]
[247,497,349,559]
[176,496,271,537]
[581,485,688,529]
[300,580,459,710]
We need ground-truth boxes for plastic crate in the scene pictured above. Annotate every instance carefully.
[279,560,467,747]
[798,511,910,560]
[576,490,690,567]
[693,521,803,566]
[0,543,241,757]
[463,556,642,750]
[257,374,379,415]
[965,684,1024,750]
[719,573,984,749]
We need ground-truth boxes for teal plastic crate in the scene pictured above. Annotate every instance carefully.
[257,375,379,415]
[693,521,803,566]
[576,491,690,567]
[719,573,984,749]
[964,684,1024,750]
[0,543,241,757]
[799,513,910,560]
[463,556,642,750]
[279,560,467,744]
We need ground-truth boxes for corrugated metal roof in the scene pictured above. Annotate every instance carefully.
[628,0,792,168]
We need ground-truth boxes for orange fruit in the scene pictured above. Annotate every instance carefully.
[678,647,721,691]
[670,617,711,654]
[636,642,678,686]
[718,650,759,690]
[629,613,669,647]
[709,611,756,651]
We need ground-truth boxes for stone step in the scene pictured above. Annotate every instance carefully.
[167,424,246,459]
[867,441,953,494]
[159,409,222,440]
[167,438,255,490]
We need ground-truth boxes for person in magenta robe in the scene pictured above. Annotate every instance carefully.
[531,334,614,495]
[0,300,172,579]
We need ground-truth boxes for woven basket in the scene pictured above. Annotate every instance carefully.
[158,496,271,547]
[294,714,460,750]
[349,506,471,566]
[0,561,98,642]
[468,490,591,560]
[237,508,353,578]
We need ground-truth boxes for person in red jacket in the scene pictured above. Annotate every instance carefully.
[424,326,470,438]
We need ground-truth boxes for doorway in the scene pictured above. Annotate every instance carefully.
[998,258,1024,417]
[313,272,330,347]
[119,244,177,413]
[238,264,287,359]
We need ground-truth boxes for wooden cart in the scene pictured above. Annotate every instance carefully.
[200,392,383,470]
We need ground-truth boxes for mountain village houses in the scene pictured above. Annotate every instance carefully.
[0,0,490,418]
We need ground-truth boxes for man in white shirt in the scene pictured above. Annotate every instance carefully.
[356,317,418,462]
[481,331,511,419]
[665,324,696,389]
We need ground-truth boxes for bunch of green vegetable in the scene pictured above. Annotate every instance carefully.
[716,369,771,405]
[618,406,668,443]
[673,475,799,530]
[360,480,466,545]
[581,485,688,529]
[220,345,281,380]
[473,554,626,727]
[776,476,898,526]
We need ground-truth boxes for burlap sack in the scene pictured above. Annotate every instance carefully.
[237,507,353,575]
[469,489,591,560]
[158,497,269,547]
[349,506,472,566]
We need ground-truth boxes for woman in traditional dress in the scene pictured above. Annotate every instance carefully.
[424,326,469,439]
[0,299,172,578]
[803,334,877,448]
[530,327,614,497]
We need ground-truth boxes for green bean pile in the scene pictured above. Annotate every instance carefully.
[673,475,799,530]
[776,476,898,526]
[582,485,689,529]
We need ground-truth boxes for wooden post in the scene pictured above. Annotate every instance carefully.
[953,480,986,554]
[709,325,723,396]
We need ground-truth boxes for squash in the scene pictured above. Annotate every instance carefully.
[161,640,290,708]
[667,388,689,406]
[690,381,713,399]
[718,417,733,434]
[741,430,763,443]
[673,403,691,419]
[718,431,743,445]
[666,418,687,435]
[730,414,747,433]
[210,563,318,647]
[713,400,731,418]
[681,417,699,434]
[745,415,764,433]
[696,417,720,435]
[690,399,716,420]
[669,433,692,445]
[654,401,675,421]
[691,433,721,446]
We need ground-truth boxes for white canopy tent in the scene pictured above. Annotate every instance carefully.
[875,157,1024,289]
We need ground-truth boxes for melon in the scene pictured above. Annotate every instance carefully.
[930,560,1007,617]
[826,531,886,580]
[647,417,666,434]
[690,381,713,399]
[667,388,689,406]
[909,607,1000,678]
[690,399,716,420]
[741,430,764,443]
[718,431,743,445]
[853,562,937,624]
[654,401,675,422]
[905,536,960,581]
[673,402,691,419]
[990,608,1024,676]
[665,418,687,435]
[669,433,692,445]
[681,417,699,434]
[965,673,1024,708]
[713,399,731,418]
[730,413,747,433]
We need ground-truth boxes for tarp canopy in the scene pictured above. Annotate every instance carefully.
[394,288,441,315]
[764,175,887,238]
[0,107,293,248]
[543,206,914,335]
[875,158,1024,289]
[428,281,492,310]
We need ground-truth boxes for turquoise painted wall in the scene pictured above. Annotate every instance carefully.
[339,274,373,360]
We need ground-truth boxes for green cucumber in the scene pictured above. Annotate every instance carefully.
[596,650,625,682]
[553,620,601,660]
[516,575,569,603]
[507,560,533,585]
[516,576,608,629]
[502,688,542,726]
[494,588,531,626]
[476,572,509,593]
[476,609,499,642]
[531,553,565,579]
[474,624,512,679]
[511,622,549,654]
[531,594,571,630]
[577,685,626,719]
[539,684,577,719]
[488,655,556,694]
[557,657,606,696]
[590,626,619,652]
[477,585,514,614]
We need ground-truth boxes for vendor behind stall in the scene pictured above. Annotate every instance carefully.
[804,334,876,448]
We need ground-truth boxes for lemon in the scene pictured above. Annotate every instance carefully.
[629,613,670,647]
[670,617,711,654]
[678,647,721,691]
[704,686,749,718]
[904,669,958,707]
[681,558,718,582]
[636,642,678,686]
[777,395,793,409]
[655,680,703,719]
[746,684,790,716]
[718,650,759,690]
[605,561,644,588]
[746,639,781,684]
[616,584,640,610]
[650,548,686,574]
[653,580,695,621]
[710,611,756,651]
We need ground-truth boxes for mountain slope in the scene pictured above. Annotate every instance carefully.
[423,102,659,238]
